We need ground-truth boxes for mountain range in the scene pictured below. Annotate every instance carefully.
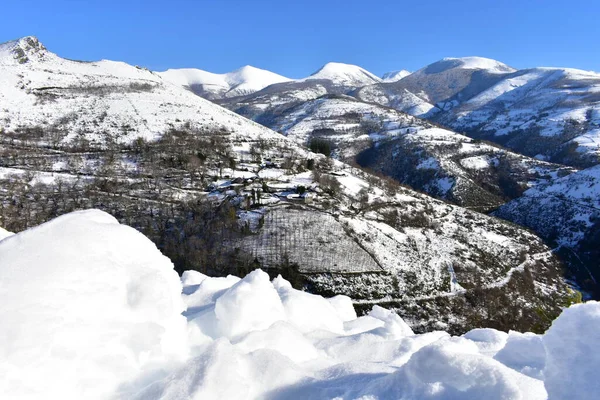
[160,55,599,168]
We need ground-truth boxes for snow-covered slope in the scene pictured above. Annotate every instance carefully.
[233,93,573,209]
[353,57,515,117]
[437,67,600,166]
[436,57,517,74]
[354,58,600,166]
[211,62,384,119]
[303,62,382,86]
[160,62,381,103]
[0,36,287,146]
[0,210,596,400]
[387,56,515,105]
[168,53,600,166]
[382,69,411,82]
[495,165,600,294]
[158,65,292,99]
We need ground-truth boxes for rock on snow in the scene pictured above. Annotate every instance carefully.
[0,209,598,400]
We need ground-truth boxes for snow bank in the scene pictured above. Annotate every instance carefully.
[1,210,599,399]
[543,301,600,400]
[0,210,188,400]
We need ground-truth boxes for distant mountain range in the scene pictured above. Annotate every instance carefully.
[161,56,600,168]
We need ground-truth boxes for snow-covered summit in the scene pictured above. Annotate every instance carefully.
[158,64,292,98]
[382,69,411,82]
[423,56,516,74]
[0,36,51,65]
[304,62,382,86]
[0,36,288,146]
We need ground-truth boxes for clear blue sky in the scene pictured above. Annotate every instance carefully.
[2,0,599,77]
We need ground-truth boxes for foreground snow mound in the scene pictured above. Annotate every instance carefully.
[1,211,599,399]
[156,268,552,400]
[0,210,188,400]
[543,301,600,400]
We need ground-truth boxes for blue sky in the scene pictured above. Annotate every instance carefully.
[2,0,599,77]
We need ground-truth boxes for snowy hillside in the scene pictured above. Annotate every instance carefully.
[0,209,596,400]
[382,56,515,106]
[164,53,600,166]
[353,58,600,166]
[0,37,289,147]
[495,165,600,295]
[358,126,575,209]
[229,92,573,209]
[158,65,292,100]
[437,67,600,166]
[436,57,517,74]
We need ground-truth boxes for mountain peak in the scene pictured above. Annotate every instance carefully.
[232,64,261,73]
[158,64,291,98]
[382,69,411,82]
[423,56,516,75]
[227,65,291,84]
[306,62,381,86]
[0,36,48,64]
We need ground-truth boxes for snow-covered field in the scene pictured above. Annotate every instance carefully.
[0,210,597,400]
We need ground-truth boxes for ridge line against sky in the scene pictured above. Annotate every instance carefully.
[1,0,599,78]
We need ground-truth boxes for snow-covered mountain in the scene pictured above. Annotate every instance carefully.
[158,65,292,100]
[303,62,382,86]
[158,62,381,102]
[382,69,411,82]
[161,54,599,166]
[436,67,600,167]
[0,36,287,146]
[353,58,600,166]
[0,36,574,333]
[188,55,597,298]
[383,57,515,104]
[355,56,516,116]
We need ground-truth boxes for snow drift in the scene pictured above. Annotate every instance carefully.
[0,210,597,399]
[0,210,189,399]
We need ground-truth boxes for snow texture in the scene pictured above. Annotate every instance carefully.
[543,301,600,400]
[0,210,597,399]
